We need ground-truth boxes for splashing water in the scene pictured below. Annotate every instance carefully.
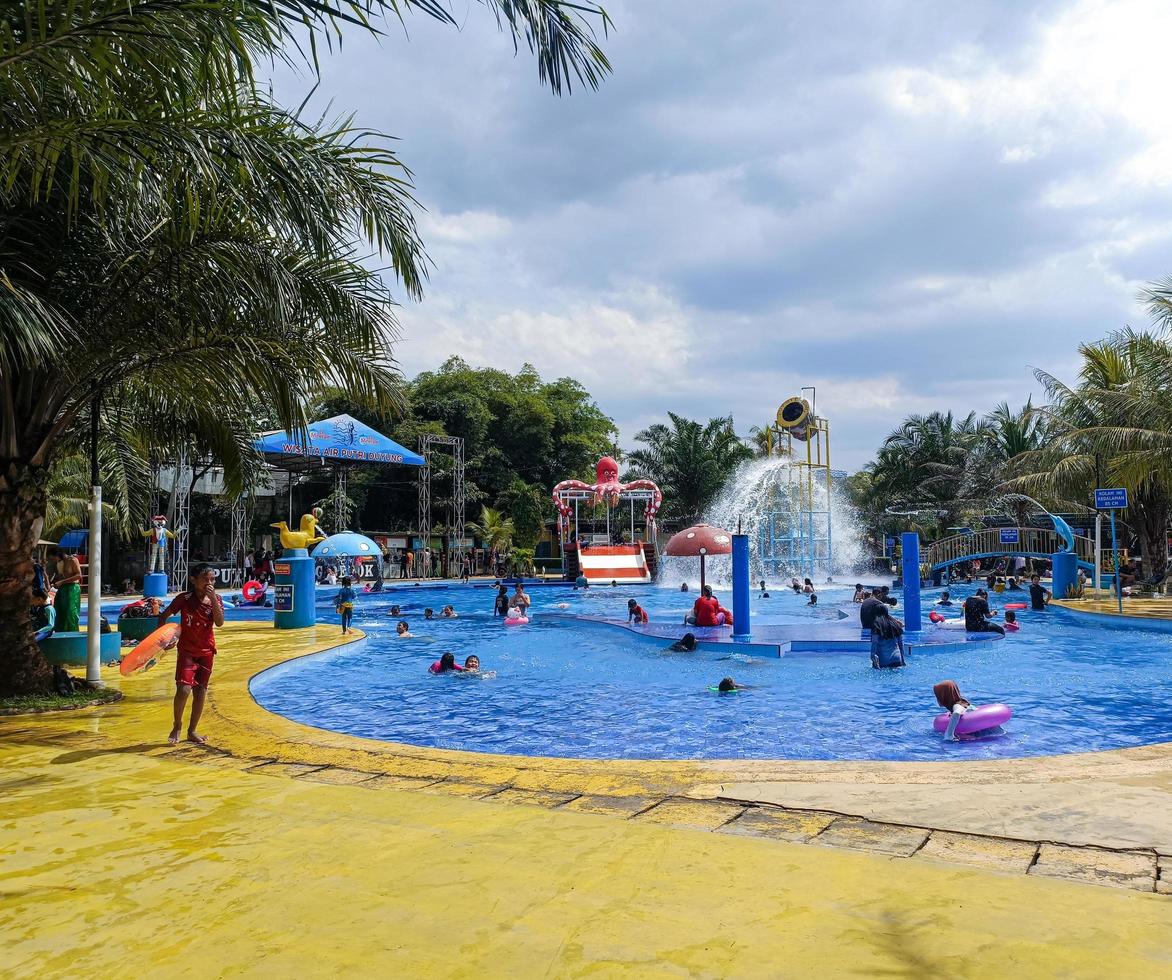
[659,456,866,588]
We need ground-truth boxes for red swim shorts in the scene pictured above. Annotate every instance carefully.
[175,650,215,688]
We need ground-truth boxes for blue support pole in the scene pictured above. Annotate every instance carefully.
[901,531,922,632]
[1110,510,1123,614]
[732,533,751,639]
[273,549,317,629]
[1051,551,1078,603]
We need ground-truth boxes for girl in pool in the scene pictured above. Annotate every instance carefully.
[462,654,480,671]
[668,633,697,652]
[790,577,802,593]
[807,593,818,606]
[803,578,815,594]
[870,605,906,669]
[511,583,531,617]
[424,607,435,620]
[396,620,414,638]
[853,583,865,602]
[715,677,752,692]
[933,680,972,741]
[494,584,510,617]
[627,599,649,623]
[1003,610,1020,632]
[441,605,458,618]
[428,651,463,674]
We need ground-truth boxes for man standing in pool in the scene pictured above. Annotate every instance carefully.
[157,562,225,745]
[1029,574,1051,611]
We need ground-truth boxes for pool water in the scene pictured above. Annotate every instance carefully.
[249,581,1172,761]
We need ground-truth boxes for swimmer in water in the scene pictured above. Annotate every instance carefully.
[627,598,649,623]
[853,583,865,603]
[715,677,751,693]
[396,620,413,638]
[463,654,480,672]
[936,591,954,607]
[390,605,401,617]
[933,680,972,741]
[428,651,462,674]
[424,607,434,620]
[1003,610,1020,632]
[790,577,801,593]
[668,632,697,652]
[808,593,818,606]
[680,582,689,592]
[441,605,458,618]
[758,579,769,598]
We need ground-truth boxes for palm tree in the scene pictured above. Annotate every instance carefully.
[1009,327,1172,580]
[866,411,988,538]
[467,506,515,553]
[625,413,754,526]
[0,0,615,694]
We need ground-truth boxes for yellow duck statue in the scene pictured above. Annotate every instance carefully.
[271,510,328,551]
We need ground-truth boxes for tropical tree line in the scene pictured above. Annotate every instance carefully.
[0,0,614,695]
[848,290,1172,582]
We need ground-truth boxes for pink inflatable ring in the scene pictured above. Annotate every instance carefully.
[504,616,530,626]
[933,703,1012,736]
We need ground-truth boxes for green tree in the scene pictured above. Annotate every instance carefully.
[0,0,614,694]
[496,479,546,549]
[625,413,753,527]
[467,506,515,553]
[1009,328,1172,579]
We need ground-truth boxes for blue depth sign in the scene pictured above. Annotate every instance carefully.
[999,528,1019,544]
[1094,488,1129,510]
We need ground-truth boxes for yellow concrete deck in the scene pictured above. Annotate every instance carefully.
[1054,596,1172,620]
[4,621,1172,975]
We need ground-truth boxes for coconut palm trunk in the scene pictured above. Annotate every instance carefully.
[0,462,54,693]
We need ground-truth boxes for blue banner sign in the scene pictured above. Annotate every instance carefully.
[999,528,1019,544]
[884,536,895,554]
[1094,488,1129,510]
[274,584,294,611]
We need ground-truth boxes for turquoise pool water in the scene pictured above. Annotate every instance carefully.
[248,581,1172,761]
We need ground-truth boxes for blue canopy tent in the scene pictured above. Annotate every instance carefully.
[254,414,424,530]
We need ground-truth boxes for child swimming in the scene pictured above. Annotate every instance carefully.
[428,651,462,674]
[713,677,752,693]
[807,593,818,606]
[441,605,458,618]
[1003,610,1020,632]
[936,591,954,607]
[424,607,434,620]
[668,632,697,652]
[627,599,649,623]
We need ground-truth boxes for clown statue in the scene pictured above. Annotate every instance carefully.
[140,515,176,573]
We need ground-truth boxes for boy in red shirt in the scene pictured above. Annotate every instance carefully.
[158,563,225,745]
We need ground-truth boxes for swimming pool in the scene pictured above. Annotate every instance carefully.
[249,581,1172,762]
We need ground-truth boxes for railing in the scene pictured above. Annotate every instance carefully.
[925,528,1095,570]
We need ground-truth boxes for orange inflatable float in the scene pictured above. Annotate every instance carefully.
[120,622,181,676]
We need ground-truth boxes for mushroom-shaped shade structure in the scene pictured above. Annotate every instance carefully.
[665,524,733,590]
[311,532,382,559]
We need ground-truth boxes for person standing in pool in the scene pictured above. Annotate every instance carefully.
[157,562,225,745]
[334,576,356,634]
[511,582,531,618]
[936,591,954,607]
[668,633,697,652]
[963,588,1004,635]
[1029,574,1051,611]
[870,605,906,668]
[493,583,510,617]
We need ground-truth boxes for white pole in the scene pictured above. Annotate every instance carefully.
[86,484,103,686]
[1094,513,1103,594]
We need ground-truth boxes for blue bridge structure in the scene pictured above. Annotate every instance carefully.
[924,527,1095,576]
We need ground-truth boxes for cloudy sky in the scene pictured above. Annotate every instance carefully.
[270,0,1172,470]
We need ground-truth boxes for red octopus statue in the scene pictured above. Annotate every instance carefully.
[552,456,663,540]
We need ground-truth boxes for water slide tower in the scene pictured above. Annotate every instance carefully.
[759,391,834,578]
